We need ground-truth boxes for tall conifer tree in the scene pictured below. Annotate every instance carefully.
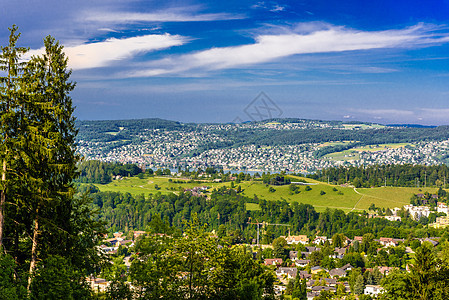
[0,25,28,253]
[21,35,78,291]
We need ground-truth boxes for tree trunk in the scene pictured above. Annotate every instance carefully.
[27,210,39,293]
[0,159,6,253]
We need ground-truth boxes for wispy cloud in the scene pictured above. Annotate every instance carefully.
[251,2,286,13]
[129,23,449,77]
[352,108,415,117]
[419,108,449,118]
[83,10,245,23]
[350,107,449,124]
[27,34,187,70]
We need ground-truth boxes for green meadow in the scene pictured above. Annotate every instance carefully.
[324,142,413,161]
[89,174,442,213]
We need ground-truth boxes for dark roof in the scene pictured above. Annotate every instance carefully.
[329,268,346,277]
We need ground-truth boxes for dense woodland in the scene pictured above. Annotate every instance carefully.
[310,164,449,188]
[76,160,143,184]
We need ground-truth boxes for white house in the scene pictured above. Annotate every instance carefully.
[364,285,384,296]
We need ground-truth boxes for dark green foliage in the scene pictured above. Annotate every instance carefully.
[354,274,365,295]
[105,278,133,300]
[129,215,275,300]
[262,175,291,186]
[382,243,449,299]
[76,160,142,184]
[76,118,183,143]
[272,237,287,260]
[310,164,449,188]
[30,255,91,300]
[408,243,440,299]
[0,254,26,299]
[0,26,104,298]
[314,142,362,158]
[291,277,306,300]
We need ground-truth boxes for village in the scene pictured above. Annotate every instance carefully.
[76,122,449,174]
[82,197,449,299]
[88,223,442,299]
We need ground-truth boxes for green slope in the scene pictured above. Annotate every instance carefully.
[88,175,441,212]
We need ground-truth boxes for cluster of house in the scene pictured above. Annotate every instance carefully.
[98,231,146,254]
[78,118,449,174]
[265,234,440,299]
[404,200,449,222]
[88,229,442,297]
[89,231,149,292]
[183,186,209,197]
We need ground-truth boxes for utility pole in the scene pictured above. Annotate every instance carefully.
[425,171,427,188]
[247,219,291,245]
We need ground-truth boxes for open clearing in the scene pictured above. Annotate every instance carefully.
[325,143,413,161]
[88,174,443,213]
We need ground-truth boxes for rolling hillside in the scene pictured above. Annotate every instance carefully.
[87,174,440,212]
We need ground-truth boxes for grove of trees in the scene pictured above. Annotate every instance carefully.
[0,26,104,298]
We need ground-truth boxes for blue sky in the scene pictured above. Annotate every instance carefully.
[3,0,449,124]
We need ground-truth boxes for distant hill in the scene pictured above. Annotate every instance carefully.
[387,124,437,128]
[76,117,449,145]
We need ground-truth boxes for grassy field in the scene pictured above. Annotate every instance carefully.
[89,174,442,213]
[342,124,385,129]
[324,151,360,161]
[92,176,230,196]
[325,143,412,161]
[318,141,353,147]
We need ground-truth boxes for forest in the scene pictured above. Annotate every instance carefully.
[309,164,449,188]
[76,160,143,184]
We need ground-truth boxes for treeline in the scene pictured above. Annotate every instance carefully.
[76,160,143,184]
[313,142,362,158]
[76,118,183,142]
[238,126,449,146]
[83,185,447,243]
[261,174,291,185]
[212,126,449,149]
[309,164,449,188]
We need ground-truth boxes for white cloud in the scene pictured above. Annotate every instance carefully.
[352,108,415,116]
[129,23,449,77]
[270,5,285,12]
[27,34,187,70]
[83,11,244,23]
[419,108,449,118]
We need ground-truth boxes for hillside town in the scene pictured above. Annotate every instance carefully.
[92,223,442,299]
[76,125,449,174]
